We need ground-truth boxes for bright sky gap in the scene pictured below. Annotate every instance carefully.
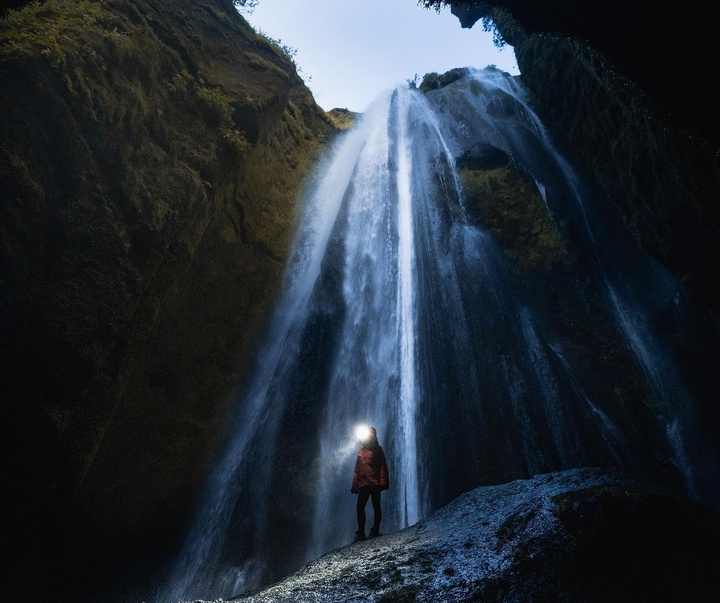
[243,0,519,113]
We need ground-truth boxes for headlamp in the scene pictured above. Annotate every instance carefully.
[355,424,371,442]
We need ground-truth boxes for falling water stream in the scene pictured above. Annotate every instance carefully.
[157,68,720,602]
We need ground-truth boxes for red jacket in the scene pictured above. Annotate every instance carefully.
[351,443,389,493]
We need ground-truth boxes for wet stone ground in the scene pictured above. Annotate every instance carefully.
[182,467,720,603]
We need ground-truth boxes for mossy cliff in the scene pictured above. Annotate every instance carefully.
[438,1,720,328]
[416,71,663,490]
[0,0,336,598]
[504,24,719,324]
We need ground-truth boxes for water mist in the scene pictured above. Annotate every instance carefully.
[157,68,720,602]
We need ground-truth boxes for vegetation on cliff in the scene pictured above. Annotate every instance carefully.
[509,33,719,322]
[425,1,720,329]
[3,1,719,601]
[1,0,337,599]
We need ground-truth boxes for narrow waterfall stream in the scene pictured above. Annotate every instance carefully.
[157,67,720,603]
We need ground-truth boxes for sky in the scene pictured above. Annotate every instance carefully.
[243,0,519,113]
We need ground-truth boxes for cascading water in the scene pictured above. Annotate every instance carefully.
[156,67,720,602]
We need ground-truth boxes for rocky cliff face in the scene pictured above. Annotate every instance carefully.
[0,0,336,599]
[439,2,720,327]
[435,1,720,149]
[4,1,720,602]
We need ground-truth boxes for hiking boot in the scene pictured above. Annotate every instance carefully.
[354,530,366,542]
[369,528,381,538]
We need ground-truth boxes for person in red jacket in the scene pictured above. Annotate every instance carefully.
[351,425,389,541]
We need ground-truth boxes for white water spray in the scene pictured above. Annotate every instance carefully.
[157,68,720,603]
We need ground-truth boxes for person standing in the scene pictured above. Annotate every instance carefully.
[351,425,389,541]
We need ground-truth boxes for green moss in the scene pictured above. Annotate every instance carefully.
[551,483,674,517]
[245,50,290,77]
[1,1,335,588]
[420,71,441,91]
[419,67,469,92]
[460,163,567,274]
[468,78,484,96]
[326,108,356,129]
[508,28,719,316]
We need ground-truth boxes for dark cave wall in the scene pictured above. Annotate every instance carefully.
[1,0,336,597]
[1,0,718,601]
[502,22,719,325]
[440,1,720,326]
[436,1,720,148]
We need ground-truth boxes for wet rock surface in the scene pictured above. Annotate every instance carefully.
[440,1,720,322]
[218,468,720,603]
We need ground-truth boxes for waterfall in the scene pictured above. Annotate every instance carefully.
[156,67,720,603]
[429,68,720,502]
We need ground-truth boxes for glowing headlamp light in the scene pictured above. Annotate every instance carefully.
[355,424,371,442]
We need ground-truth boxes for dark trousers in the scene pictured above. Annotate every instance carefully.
[357,486,382,534]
